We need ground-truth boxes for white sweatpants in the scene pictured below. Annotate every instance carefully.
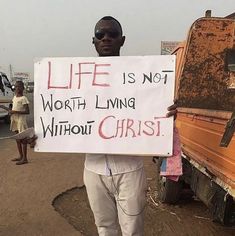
[84,167,147,236]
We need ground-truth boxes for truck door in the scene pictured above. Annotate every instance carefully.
[1,74,13,101]
[0,74,13,122]
[0,75,4,95]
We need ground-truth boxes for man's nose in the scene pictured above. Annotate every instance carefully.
[102,33,112,40]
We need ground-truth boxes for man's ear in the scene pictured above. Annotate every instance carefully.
[92,37,95,44]
[121,36,125,46]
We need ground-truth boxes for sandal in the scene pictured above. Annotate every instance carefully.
[16,160,28,165]
[11,158,22,162]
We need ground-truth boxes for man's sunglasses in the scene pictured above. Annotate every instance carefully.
[95,31,120,40]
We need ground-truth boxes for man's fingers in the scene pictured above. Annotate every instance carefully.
[27,135,38,148]
[167,104,177,111]
[166,110,177,118]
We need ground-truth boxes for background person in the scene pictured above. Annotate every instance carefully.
[0,80,30,165]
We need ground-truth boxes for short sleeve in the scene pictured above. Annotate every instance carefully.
[22,96,29,105]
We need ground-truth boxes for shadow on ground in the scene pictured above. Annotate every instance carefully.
[53,186,97,235]
[52,159,235,236]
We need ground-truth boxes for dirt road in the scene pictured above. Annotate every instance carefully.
[53,157,235,236]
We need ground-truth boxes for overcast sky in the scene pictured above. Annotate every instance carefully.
[0,0,234,79]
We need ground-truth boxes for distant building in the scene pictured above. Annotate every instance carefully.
[25,81,34,93]
[161,41,180,55]
[12,72,30,84]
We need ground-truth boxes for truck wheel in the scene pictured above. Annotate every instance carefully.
[154,157,183,204]
[158,176,183,204]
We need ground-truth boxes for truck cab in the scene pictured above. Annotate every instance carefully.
[0,72,14,123]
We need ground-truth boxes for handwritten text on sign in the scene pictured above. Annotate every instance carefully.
[34,56,175,155]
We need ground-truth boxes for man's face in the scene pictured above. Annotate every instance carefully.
[93,19,125,57]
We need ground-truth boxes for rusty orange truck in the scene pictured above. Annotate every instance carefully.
[157,11,235,225]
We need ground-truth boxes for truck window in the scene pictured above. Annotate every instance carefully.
[226,49,235,89]
[0,76,4,93]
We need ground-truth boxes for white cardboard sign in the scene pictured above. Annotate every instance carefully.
[34,56,175,155]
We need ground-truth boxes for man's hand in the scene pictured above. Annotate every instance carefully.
[166,100,178,119]
[27,135,38,148]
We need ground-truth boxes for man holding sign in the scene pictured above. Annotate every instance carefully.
[83,16,177,236]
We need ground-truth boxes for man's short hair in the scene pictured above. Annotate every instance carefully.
[97,16,123,35]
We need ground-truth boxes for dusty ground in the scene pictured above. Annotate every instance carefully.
[53,158,235,236]
[0,139,84,236]
[0,93,82,236]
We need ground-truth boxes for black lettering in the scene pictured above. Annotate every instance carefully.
[142,72,152,84]
[40,94,53,112]
[153,73,161,83]
[40,116,54,137]
[123,72,135,84]
[64,99,72,112]
[95,95,107,109]
[71,125,80,134]
[54,100,63,110]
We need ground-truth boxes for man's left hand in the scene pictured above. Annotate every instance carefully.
[166,100,178,119]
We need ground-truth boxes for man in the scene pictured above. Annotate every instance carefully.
[84,16,177,236]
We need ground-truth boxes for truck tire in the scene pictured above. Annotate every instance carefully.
[158,176,183,204]
[154,157,183,204]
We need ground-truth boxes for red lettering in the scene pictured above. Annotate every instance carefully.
[142,121,155,136]
[137,120,142,136]
[47,61,112,90]
[99,116,164,139]
[92,64,111,87]
[154,117,161,136]
[69,64,73,89]
[47,61,69,89]
[98,115,115,139]
[114,119,125,137]
[125,119,136,137]
[77,62,95,89]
